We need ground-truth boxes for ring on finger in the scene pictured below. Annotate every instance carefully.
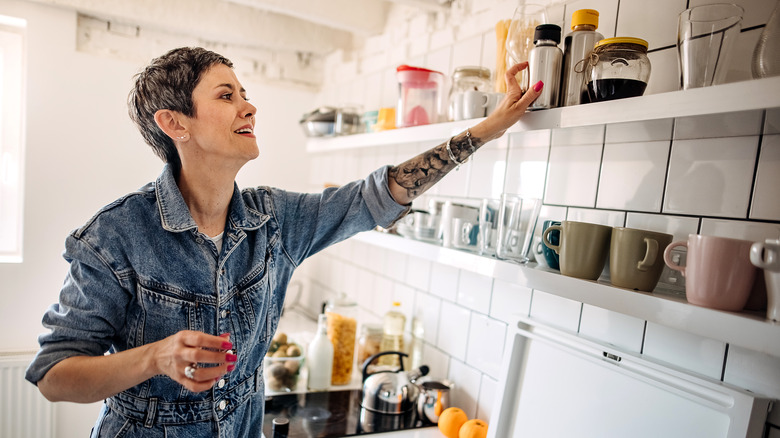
[184,363,198,379]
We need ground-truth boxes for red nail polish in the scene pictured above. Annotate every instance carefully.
[533,81,544,92]
[226,353,238,362]
[227,364,235,372]
[219,333,230,338]
[222,342,233,350]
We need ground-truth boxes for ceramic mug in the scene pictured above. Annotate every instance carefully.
[450,93,464,121]
[540,220,561,270]
[664,234,757,311]
[750,239,780,321]
[462,90,489,119]
[543,221,612,281]
[610,227,673,292]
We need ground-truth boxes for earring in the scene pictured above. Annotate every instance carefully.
[176,134,189,141]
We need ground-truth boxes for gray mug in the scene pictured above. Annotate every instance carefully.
[609,227,673,292]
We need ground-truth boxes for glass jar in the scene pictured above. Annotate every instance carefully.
[325,294,358,385]
[357,323,383,372]
[584,37,651,102]
[449,66,492,121]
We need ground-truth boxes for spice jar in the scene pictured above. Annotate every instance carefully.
[584,37,651,102]
[449,66,492,121]
[325,294,358,386]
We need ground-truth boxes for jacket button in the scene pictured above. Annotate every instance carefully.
[218,400,227,410]
[217,379,226,389]
[220,309,229,318]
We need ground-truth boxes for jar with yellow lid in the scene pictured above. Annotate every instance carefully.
[584,37,651,102]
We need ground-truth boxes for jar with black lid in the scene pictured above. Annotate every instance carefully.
[584,37,651,102]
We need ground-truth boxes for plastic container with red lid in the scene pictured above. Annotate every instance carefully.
[395,65,445,128]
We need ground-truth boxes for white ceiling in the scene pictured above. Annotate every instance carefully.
[28,0,451,55]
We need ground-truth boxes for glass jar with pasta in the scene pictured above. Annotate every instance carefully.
[325,294,358,386]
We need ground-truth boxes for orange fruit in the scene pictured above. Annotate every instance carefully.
[459,419,488,438]
[437,407,468,438]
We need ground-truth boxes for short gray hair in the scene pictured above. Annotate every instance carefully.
[128,47,233,171]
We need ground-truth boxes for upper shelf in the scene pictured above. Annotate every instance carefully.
[353,230,780,358]
[307,76,780,152]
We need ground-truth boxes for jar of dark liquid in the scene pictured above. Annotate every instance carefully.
[585,37,650,102]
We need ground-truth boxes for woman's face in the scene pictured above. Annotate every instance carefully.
[184,64,258,167]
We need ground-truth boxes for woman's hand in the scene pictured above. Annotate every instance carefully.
[471,62,544,142]
[149,330,237,393]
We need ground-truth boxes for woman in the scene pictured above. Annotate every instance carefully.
[25,47,542,436]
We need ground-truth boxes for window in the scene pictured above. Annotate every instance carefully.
[0,15,26,263]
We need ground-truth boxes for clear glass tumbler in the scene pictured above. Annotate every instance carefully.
[677,3,743,89]
[495,194,541,264]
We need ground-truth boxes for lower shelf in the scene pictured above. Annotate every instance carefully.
[352,230,780,357]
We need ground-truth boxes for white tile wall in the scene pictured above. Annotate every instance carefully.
[673,110,763,140]
[616,0,687,49]
[430,263,460,302]
[452,34,484,71]
[624,212,700,243]
[699,218,780,241]
[476,374,498,421]
[605,118,673,143]
[422,343,451,380]
[544,143,603,206]
[664,136,759,218]
[596,140,670,212]
[646,48,679,95]
[414,292,442,345]
[467,137,509,199]
[466,312,507,378]
[457,271,494,315]
[752,134,780,221]
[566,207,625,227]
[489,279,532,324]
[643,322,727,380]
[448,359,482,419]
[504,137,549,198]
[579,304,645,353]
[723,345,780,399]
[528,290,582,332]
[405,255,432,290]
[436,300,471,360]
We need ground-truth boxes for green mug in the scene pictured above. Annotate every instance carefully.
[609,227,673,292]
[543,221,612,281]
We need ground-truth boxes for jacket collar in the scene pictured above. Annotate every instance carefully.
[156,164,268,233]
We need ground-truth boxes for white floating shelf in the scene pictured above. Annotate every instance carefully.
[307,76,780,152]
[353,231,780,358]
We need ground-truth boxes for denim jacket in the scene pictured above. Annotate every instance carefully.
[26,164,408,437]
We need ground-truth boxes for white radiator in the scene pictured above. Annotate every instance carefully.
[0,352,53,438]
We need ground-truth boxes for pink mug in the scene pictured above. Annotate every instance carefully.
[664,234,757,311]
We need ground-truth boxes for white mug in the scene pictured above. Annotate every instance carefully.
[750,239,780,322]
[462,90,489,119]
[450,93,464,121]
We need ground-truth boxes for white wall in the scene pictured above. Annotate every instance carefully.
[0,1,315,436]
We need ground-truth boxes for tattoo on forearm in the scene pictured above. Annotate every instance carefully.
[389,131,484,199]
